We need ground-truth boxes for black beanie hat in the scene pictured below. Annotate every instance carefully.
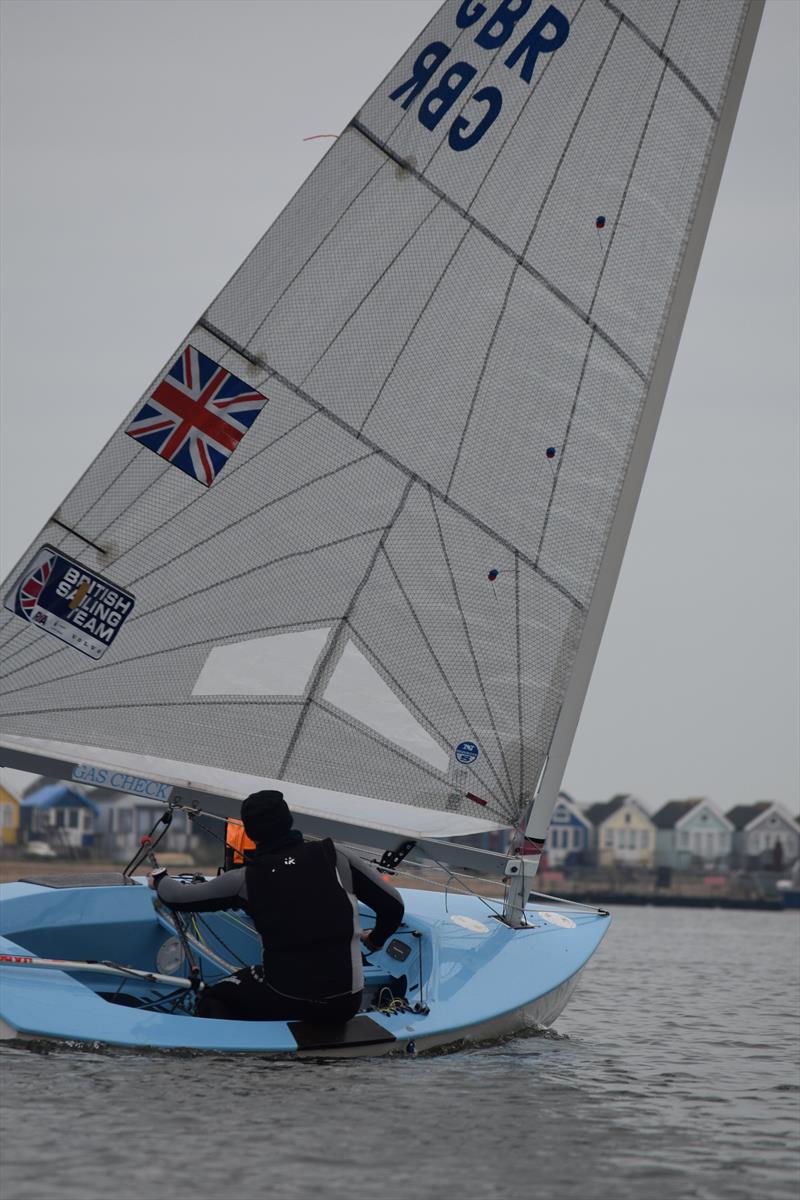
[240,790,293,845]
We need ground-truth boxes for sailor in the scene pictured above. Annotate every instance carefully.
[149,790,404,1023]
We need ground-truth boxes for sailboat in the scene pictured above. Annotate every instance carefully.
[0,0,762,1055]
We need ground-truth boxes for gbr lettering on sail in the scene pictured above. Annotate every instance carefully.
[388,0,570,152]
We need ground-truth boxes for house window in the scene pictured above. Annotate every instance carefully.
[604,829,614,848]
[68,809,80,829]
[679,830,689,849]
[117,809,133,835]
[0,803,12,828]
[639,830,649,848]
[572,828,580,849]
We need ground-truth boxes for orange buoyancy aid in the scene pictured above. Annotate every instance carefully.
[224,818,256,868]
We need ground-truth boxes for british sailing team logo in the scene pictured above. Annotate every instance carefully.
[125,345,269,486]
[4,545,135,660]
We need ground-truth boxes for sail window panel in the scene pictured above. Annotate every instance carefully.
[105,391,369,587]
[537,339,643,606]
[448,270,591,563]
[234,165,438,385]
[289,703,458,817]
[345,547,513,815]
[427,0,614,233]
[302,205,467,431]
[205,129,386,348]
[523,24,663,333]
[0,700,303,789]
[665,0,747,115]
[193,627,332,697]
[322,640,448,773]
[362,231,514,494]
[593,75,713,376]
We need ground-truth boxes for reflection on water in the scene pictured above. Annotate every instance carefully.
[1,907,798,1200]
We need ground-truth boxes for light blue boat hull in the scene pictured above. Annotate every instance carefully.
[0,877,609,1056]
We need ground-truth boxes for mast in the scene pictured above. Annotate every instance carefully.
[504,0,764,925]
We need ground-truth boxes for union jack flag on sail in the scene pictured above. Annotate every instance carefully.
[125,345,268,486]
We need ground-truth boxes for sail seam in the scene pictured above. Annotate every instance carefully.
[380,544,513,809]
[312,697,513,816]
[278,478,415,780]
[357,223,472,435]
[127,452,377,593]
[227,158,388,355]
[429,490,516,803]
[464,0,589,215]
[350,118,646,385]
[601,0,718,120]
[446,12,623,499]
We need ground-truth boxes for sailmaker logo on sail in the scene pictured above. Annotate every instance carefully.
[388,1,570,152]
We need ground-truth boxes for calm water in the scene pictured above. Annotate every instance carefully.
[1,906,798,1200]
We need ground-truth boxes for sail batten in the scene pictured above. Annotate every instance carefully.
[1,1,760,834]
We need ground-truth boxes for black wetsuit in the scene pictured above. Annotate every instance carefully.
[155,835,403,1023]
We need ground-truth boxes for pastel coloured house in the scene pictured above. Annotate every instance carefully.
[652,798,734,870]
[585,794,656,868]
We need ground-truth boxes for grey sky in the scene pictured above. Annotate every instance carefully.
[1,0,797,813]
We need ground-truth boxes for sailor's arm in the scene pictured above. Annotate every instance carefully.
[150,867,249,913]
[341,853,404,949]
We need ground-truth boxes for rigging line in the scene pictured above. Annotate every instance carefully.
[464,0,590,215]
[0,618,341,699]
[601,0,718,120]
[445,12,624,501]
[356,222,472,436]
[279,477,414,779]
[350,119,647,387]
[127,449,377,593]
[380,545,515,813]
[429,489,516,802]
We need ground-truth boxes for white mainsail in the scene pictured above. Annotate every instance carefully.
[0,1,761,867]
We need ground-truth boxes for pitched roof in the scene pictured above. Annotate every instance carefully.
[584,795,629,825]
[21,783,100,813]
[652,798,704,829]
[726,802,773,830]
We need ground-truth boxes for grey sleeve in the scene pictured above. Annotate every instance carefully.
[339,850,404,948]
[155,868,248,913]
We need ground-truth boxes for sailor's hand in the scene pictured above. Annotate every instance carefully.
[147,867,168,890]
[360,930,379,951]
